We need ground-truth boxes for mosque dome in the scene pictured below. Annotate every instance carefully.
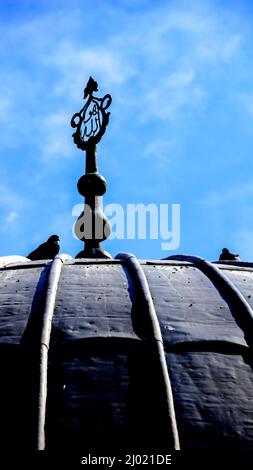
[1,253,253,455]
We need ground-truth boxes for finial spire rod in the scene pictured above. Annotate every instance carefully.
[71,77,112,258]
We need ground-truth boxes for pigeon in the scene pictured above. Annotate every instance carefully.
[219,248,240,261]
[27,235,60,261]
[83,76,98,98]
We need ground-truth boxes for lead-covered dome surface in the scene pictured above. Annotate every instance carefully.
[0,253,253,452]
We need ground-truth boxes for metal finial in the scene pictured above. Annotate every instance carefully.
[71,77,112,259]
[71,76,112,151]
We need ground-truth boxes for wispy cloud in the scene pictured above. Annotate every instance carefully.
[0,184,25,211]
[0,184,27,243]
[0,0,245,147]
[233,229,253,260]
[143,71,206,121]
[194,32,241,63]
[144,138,175,165]
[45,42,134,100]
[0,0,252,259]
[237,92,253,117]
[6,211,19,223]
[201,183,253,207]
[0,98,12,120]
[40,111,73,160]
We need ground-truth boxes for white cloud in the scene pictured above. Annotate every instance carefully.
[6,211,19,223]
[0,0,245,154]
[0,184,25,211]
[43,42,135,101]
[144,139,175,164]
[40,111,73,160]
[233,229,253,261]
[0,185,26,237]
[167,70,195,88]
[200,183,253,207]
[144,76,206,121]
[237,92,253,117]
[0,98,12,120]
[196,34,241,62]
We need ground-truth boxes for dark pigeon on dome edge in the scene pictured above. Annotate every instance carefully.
[219,247,240,261]
[27,235,60,261]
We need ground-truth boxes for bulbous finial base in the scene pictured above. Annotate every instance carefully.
[75,247,112,259]
[77,173,107,197]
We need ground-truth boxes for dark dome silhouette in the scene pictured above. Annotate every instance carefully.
[1,252,253,456]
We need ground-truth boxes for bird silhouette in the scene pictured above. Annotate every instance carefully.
[219,247,240,261]
[83,76,98,98]
[27,235,60,261]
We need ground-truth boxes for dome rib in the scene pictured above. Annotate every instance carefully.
[115,252,180,450]
[36,254,72,450]
[165,254,253,349]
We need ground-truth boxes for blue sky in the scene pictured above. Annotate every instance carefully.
[1,0,253,260]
